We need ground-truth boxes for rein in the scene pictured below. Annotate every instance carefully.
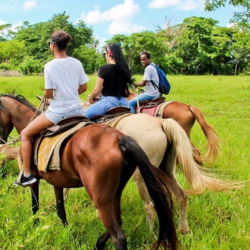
[136,89,140,113]
[1,95,46,146]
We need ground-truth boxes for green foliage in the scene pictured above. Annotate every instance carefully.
[73,45,104,74]
[0,75,249,249]
[204,0,250,29]
[6,12,100,75]
[0,14,250,75]
[19,57,43,75]
[0,40,26,62]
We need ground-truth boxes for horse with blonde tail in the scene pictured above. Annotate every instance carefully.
[127,93,221,165]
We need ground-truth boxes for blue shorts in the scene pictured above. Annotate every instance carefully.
[45,106,86,125]
[84,95,128,119]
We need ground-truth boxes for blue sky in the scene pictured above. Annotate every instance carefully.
[0,0,236,45]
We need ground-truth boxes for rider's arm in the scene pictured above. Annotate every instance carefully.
[134,80,147,88]
[78,83,87,95]
[89,77,104,99]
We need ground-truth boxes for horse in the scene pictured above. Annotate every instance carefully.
[2,94,242,236]
[0,94,178,250]
[76,96,241,234]
[127,93,220,164]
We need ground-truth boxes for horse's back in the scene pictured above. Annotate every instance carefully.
[114,114,167,166]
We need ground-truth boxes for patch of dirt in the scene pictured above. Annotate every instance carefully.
[0,70,23,77]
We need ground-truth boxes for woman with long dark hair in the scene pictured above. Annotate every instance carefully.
[85,43,134,119]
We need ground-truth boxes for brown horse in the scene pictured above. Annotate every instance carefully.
[0,94,178,250]
[127,93,220,164]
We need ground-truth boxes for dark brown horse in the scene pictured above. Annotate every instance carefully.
[128,93,220,164]
[0,94,178,250]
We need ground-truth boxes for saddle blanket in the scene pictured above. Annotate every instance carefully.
[37,121,91,172]
[141,101,173,117]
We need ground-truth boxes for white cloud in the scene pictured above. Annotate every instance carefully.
[77,0,143,35]
[226,22,236,28]
[0,21,23,38]
[79,0,141,25]
[148,0,203,11]
[23,0,37,11]
[107,21,145,35]
[102,0,141,22]
[148,0,180,9]
[0,20,7,25]
[94,35,107,52]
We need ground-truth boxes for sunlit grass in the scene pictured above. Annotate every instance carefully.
[0,75,249,249]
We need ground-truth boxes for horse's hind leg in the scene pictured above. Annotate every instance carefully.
[54,187,68,226]
[86,174,128,249]
[161,144,190,234]
[95,199,127,250]
[133,168,156,231]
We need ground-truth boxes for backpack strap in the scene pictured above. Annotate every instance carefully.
[149,63,160,91]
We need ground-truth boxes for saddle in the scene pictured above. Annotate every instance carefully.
[91,106,131,123]
[33,115,91,170]
[43,115,89,137]
[135,97,165,117]
[138,97,166,109]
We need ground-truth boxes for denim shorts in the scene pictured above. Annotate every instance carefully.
[45,106,86,125]
[85,95,128,119]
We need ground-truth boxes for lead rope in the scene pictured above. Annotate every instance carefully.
[136,89,140,113]
[0,96,46,146]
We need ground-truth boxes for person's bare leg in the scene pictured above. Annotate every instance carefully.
[18,113,53,184]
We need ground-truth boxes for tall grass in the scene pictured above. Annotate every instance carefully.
[0,75,249,249]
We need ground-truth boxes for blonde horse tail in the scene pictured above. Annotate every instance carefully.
[161,118,244,194]
[190,106,220,163]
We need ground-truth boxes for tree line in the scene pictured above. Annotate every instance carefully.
[0,12,249,76]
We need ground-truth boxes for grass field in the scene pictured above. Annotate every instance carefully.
[0,75,249,249]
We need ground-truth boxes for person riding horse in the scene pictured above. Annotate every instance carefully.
[85,43,134,119]
[128,52,162,113]
[15,30,89,187]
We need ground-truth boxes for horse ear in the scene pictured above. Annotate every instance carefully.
[9,90,15,96]
[36,95,42,101]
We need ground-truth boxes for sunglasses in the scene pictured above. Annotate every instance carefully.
[48,41,54,46]
[103,51,107,57]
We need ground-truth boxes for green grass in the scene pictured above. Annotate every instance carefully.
[0,75,249,249]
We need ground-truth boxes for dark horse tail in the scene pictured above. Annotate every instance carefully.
[119,136,178,250]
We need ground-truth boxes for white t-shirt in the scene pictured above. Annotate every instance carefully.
[143,63,161,96]
[44,57,89,113]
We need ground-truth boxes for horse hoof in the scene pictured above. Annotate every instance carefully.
[179,227,190,235]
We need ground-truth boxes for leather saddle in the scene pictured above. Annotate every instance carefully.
[33,115,90,166]
[138,97,166,107]
[91,106,131,123]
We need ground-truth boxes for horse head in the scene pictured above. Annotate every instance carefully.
[0,94,14,144]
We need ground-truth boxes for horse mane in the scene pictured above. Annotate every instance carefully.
[1,94,38,113]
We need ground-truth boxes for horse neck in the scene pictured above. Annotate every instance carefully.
[4,97,36,134]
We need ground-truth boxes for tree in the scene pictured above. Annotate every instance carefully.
[8,12,100,74]
[108,31,167,74]
[175,17,218,74]
[0,40,26,69]
[204,0,250,29]
[0,24,12,41]
[230,26,250,74]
